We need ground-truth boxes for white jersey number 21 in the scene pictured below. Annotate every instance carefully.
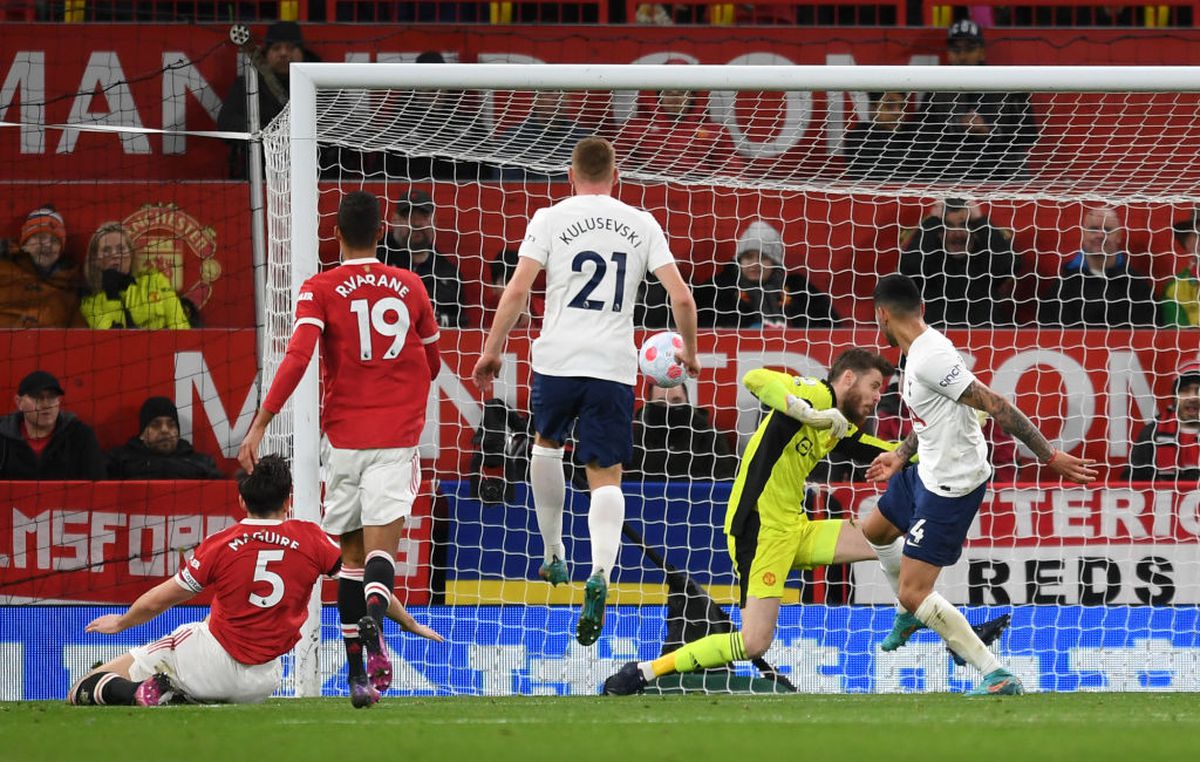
[567,251,628,312]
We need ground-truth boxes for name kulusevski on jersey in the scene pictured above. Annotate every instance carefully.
[519,194,675,385]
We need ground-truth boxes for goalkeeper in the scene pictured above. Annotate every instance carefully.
[603,348,1005,695]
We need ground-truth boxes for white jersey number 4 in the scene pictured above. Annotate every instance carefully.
[568,250,628,312]
[349,297,412,360]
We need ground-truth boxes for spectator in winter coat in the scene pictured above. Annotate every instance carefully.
[1038,206,1159,328]
[913,20,1038,181]
[843,92,921,180]
[629,383,738,481]
[0,205,81,328]
[1126,363,1200,482]
[614,87,743,177]
[79,222,191,330]
[898,198,1019,327]
[379,189,468,328]
[697,220,839,329]
[0,370,106,480]
[108,397,223,480]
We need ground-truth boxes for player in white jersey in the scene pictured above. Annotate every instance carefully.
[861,274,1097,696]
[473,137,699,646]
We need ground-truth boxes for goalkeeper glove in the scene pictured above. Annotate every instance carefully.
[784,395,850,439]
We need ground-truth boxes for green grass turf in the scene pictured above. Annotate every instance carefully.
[2,693,1198,762]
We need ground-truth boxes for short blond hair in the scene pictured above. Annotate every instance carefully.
[572,136,615,183]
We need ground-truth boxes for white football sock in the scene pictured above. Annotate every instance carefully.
[588,485,625,583]
[530,445,566,564]
[868,537,907,612]
[914,592,1002,676]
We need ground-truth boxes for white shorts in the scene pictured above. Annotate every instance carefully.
[128,621,280,704]
[321,437,420,535]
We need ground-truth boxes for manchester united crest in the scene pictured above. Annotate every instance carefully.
[123,203,221,309]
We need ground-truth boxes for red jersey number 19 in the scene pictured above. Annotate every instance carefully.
[350,297,412,361]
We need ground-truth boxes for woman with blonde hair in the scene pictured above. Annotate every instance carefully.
[79,222,190,329]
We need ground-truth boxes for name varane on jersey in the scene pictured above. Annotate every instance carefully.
[292,258,439,449]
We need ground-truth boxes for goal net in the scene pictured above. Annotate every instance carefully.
[263,63,1200,695]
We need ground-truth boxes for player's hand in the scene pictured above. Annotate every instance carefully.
[405,620,445,643]
[866,451,905,483]
[1045,450,1100,484]
[675,347,701,379]
[471,352,503,397]
[237,427,264,474]
[85,614,125,635]
[808,407,850,439]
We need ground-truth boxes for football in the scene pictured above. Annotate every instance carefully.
[638,331,687,388]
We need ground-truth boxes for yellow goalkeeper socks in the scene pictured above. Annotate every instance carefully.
[645,632,747,678]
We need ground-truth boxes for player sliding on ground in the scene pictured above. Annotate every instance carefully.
[604,348,1009,695]
[69,456,442,707]
[239,191,442,707]
[856,273,1097,696]
[472,137,699,646]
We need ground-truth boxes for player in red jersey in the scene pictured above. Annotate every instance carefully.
[68,455,443,707]
[238,191,441,708]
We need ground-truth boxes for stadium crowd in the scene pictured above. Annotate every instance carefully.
[3,18,1199,484]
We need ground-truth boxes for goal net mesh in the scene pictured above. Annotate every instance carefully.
[263,74,1200,695]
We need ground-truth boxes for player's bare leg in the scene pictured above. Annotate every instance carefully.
[576,462,623,646]
[67,653,188,707]
[899,555,1023,696]
[357,518,405,694]
[845,516,1010,660]
[531,434,568,585]
[337,530,378,708]
[860,509,925,649]
[605,596,779,695]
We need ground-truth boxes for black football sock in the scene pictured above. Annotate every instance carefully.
[363,550,396,628]
[338,567,367,680]
[70,672,139,706]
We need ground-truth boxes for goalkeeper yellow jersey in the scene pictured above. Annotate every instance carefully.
[725,368,900,537]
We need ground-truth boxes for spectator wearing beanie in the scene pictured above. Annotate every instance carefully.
[107,396,223,480]
[0,370,106,480]
[0,205,81,328]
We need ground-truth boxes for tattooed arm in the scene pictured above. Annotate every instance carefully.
[957,380,1054,462]
[957,380,1099,484]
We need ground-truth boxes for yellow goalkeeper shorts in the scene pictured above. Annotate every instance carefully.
[727,512,844,607]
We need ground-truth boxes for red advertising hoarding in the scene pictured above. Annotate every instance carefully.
[0,480,434,604]
[4,25,1200,180]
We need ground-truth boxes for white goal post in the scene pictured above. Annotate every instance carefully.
[267,63,1200,697]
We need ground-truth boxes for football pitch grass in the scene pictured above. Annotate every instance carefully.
[2,693,1197,762]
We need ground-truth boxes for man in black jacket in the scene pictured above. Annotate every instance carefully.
[108,397,223,480]
[379,189,469,328]
[914,20,1037,181]
[898,199,1019,327]
[1038,206,1159,328]
[629,383,737,481]
[0,370,106,480]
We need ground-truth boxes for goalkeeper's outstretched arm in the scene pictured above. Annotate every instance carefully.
[742,368,849,437]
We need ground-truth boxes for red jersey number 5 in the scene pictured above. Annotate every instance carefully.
[249,549,286,608]
[349,297,412,361]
